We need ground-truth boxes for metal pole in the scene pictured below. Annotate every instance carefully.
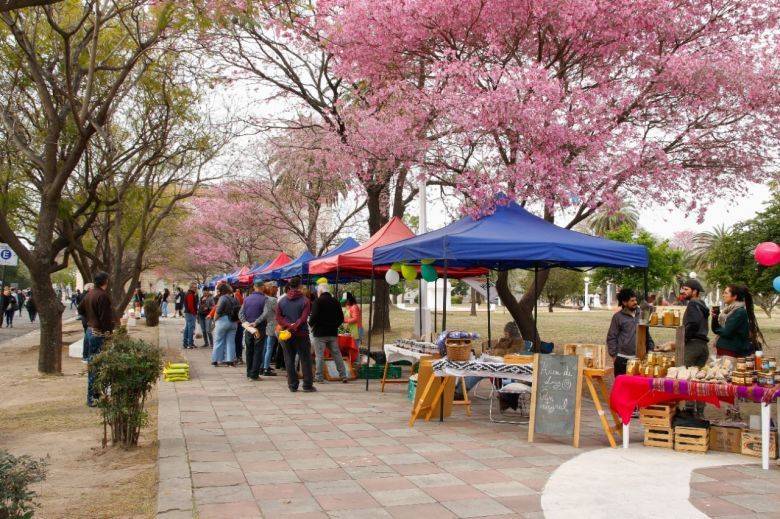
[533,266,539,348]
[366,269,374,392]
[643,268,649,302]
[442,261,448,331]
[486,273,492,347]
[335,265,340,300]
[434,280,437,334]
[418,277,423,339]
[1,264,5,289]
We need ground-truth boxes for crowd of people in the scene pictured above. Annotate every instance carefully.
[0,286,38,327]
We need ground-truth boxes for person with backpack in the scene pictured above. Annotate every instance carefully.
[197,288,215,348]
[712,284,765,357]
[212,284,239,367]
[239,280,267,380]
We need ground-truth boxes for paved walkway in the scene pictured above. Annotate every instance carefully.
[154,319,780,518]
[0,306,76,345]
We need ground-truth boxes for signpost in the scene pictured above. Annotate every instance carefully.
[0,243,19,289]
[528,353,584,447]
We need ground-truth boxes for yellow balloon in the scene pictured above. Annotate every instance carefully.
[401,264,417,281]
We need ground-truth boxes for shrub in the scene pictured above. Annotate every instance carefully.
[451,295,463,305]
[143,296,161,327]
[0,450,47,519]
[90,331,163,448]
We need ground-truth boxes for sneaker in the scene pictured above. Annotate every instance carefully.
[248,376,260,381]
[212,362,218,367]
[342,378,349,384]
[289,387,299,392]
[263,369,277,376]
[302,387,317,393]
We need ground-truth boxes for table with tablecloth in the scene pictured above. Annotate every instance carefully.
[431,359,533,381]
[610,375,780,469]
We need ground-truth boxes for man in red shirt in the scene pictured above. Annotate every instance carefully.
[183,282,198,349]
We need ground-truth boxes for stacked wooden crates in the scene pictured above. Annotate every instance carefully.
[641,404,709,453]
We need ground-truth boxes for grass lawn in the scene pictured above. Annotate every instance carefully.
[369,304,780,357]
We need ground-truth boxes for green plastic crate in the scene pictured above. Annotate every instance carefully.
[355,364,402,380]
[407,378,417,401]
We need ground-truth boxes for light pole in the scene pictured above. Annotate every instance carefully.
[583,275,591,312]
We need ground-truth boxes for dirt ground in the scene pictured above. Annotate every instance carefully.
[0,320,161,519]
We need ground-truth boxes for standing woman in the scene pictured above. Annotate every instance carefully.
[233,288,245,364]
[161,288,170,318]
[259,283,279,376]
[26,293,37,323]
[342,292,364,349]
[212,284,239,367]
[174,287,184,317]
[711,284,765,357]
[2,287,18,328]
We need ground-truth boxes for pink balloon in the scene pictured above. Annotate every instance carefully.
[754,242,780,267]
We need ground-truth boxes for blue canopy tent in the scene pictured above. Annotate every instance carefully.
[372,200,649,357]
[265,251,315,281]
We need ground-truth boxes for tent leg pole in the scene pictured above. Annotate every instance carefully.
[418,277,423,340]
[533,266,539,349]
[643,268,649,302]
[442,261,448,331]
[487,273,492,348]
[335,266,340,300]
[366,270,374,392]
[434,282,437,334]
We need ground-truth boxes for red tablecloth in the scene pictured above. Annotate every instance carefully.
[610,376,780,425]
[321,334,359,364]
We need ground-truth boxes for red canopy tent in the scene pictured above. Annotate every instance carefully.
[308,217,485,279]
[255,252,292,281]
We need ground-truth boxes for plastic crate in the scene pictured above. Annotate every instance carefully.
[407,378,417,401]
[355,364,402,380]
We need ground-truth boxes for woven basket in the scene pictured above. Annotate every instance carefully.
[446,343,471,362]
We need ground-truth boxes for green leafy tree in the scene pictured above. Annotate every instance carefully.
[592,224,686,293]
[588,200,639,237]
[539,269,584,312]
[706,194,780,317]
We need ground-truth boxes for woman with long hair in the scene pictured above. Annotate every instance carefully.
[711,284,765,357]
[342,292,364,349]
[212,283,239,367]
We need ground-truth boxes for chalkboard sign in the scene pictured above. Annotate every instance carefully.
[528,354,584,447]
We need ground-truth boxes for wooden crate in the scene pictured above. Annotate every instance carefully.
[639,404,676,428]
[644,426,674,449]
[709,425,744,454]
[674,426,709,453]
[741,430,778,459]
[563,343,606,369]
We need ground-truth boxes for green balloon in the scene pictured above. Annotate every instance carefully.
[421,263,438,282]
[391,262,403,272]
[401,264,417,281]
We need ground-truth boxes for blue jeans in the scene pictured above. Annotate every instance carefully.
[161,301,169,318]
[85,329,106,406]
[198,315,213,347]
[263,335,277,370]
[183,313,196,347]
[212,316,237,363]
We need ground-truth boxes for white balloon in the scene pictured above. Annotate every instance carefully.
[385,269,400,285]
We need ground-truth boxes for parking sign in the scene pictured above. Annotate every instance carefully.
[0,243,19,267]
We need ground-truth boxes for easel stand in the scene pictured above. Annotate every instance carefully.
[583,367,623,448]
[409,375,470,426]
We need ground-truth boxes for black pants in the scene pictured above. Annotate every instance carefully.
[684,339,709,415]
[234,325,244,361]
[282,334,314,390]
[613,356,628,378]
[245,331,265,379]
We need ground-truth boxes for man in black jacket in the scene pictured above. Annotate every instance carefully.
[681,278,710,416]
[309,283,348,383]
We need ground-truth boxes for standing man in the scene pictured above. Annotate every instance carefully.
[78,272,115,407]
[197,288,215,348]
[15,288,25,317]
[681,278,710,417]
[0,286,13,328]
[607,288,653,377]
[309,283,348,383]
[275,276,315,392]
[239,280,267,381]
[182,283,198,349]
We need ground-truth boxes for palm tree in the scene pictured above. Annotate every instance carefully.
[691,224,731,271]
[588,200,639,236]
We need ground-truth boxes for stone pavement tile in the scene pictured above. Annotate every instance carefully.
[306,479,364,495]
[691,472,718,483]
[386,503,456,519]
[690,496,755,517]
[696,467,752,482]
[690,481,749,496]
[288,457,340,470]
[279,448,327,459]
[190,460,241,473]
[245,469,301,485]
[497,467,552,482]
[157,510,194,519]
[436,459,489,472]
[729,464,780,480]
[324,446,371,458]
[251,482,313,500]
[337,455,386,468]
[188,450,237,462]
[299,467,354,482]
[474,481,536,498]
[407,473,464,488]
[440,497,514,518]
[194,483,254,504]
[721,494,780,513]
[515,478,548,493]
[369,488,436,507]
[238,459,291,472]
[197,500,262,519]
[314,490,380,511]
[356,436,402,447]
[316,438,361,448]
[522,455,564,467]
[451,470,507,485]
[257,496,323,516]
[479,457,533,469]
[338,422,379,431]
[237,450,284,462]
[495,494,542,514]
[328,507,393,518]
[423,484,486,501]
[186,441,233,453]
[501,446,550,457]
[730,478,780,495]
[393,463,443,476]
[359,477,417,492]
[366,445,413,455]
[191,471,247,488]
[464,448,512,460]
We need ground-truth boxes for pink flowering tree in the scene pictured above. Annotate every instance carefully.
[321,0,780,343]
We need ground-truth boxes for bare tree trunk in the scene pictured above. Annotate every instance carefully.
[366,185,391,330]
[30,269,63,373]
[495,269,550,349]
[470,288,477,316]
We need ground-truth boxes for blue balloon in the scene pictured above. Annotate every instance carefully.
[774,276,780,292]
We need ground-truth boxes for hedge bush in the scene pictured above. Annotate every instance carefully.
[0,450,47,518]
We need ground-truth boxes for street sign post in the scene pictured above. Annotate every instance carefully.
[0,243,19,288]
